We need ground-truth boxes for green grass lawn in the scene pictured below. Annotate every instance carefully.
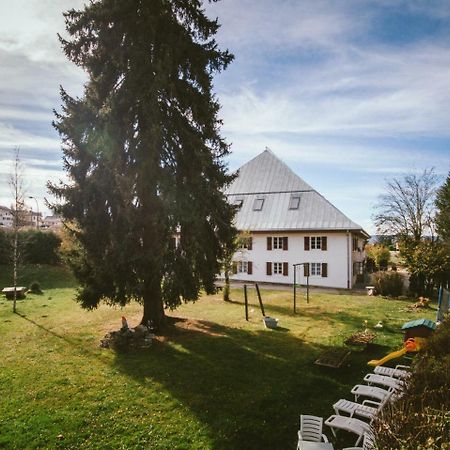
[0,265,437,449]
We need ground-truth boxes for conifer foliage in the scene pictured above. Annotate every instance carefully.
[436,172,450,243]
[49,0,236,330]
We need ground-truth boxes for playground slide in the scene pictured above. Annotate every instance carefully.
[368,347,407,366]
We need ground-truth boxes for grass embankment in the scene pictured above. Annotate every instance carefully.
[0,265,437,449]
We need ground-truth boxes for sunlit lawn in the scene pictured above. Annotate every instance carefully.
[0,265,437,449]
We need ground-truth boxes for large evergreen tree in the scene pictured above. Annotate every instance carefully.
[49,0,236,330]
[435,172,450,242]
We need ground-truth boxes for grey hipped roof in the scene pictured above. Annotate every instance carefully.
[225,149,368,235]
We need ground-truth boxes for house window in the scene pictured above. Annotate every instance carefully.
[234,261,253,274]
[239,236,252,250]
[307,262,328,277]
[273,237,283,249]
[273,262,283,274]
[238,261,248,273]
[268,236,288,250]
[310,262,321,276]
[288,194,301,210]
[306,236,327,251]
[268,262,288,276]
[353,261,364,276]
[233,198,244,208]
[311,236,322,249]
[253,197,265,211]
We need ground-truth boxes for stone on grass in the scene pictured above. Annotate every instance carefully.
[100,322,155,351]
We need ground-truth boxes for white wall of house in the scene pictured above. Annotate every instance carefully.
[0,208,13,228]
[231,231,364,289]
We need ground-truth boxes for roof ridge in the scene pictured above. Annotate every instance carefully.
[226,189,314,196]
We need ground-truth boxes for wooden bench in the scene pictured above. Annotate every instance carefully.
[2,286,27,300]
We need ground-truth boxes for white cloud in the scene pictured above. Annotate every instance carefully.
[225,132,449,176]
[219,41,450,139]
[208,0,366,52]
[0,0,86,63]
[0,123,60,151]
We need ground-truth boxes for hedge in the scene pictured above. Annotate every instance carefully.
[0,229,61,265]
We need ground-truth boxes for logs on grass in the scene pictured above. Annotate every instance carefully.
[413,297,430,309]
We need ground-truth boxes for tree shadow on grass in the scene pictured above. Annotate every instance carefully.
[228,297,372,331]
[112,318,370,450]
[14,312,108,363]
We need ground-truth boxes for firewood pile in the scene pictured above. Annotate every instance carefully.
[345,330,376,346]
[411,296,430,309]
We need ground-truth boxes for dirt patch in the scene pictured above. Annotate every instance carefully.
[156,316,226,342]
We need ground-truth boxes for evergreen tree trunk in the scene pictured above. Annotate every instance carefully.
[141,277,165,329]
[223,269,230,302]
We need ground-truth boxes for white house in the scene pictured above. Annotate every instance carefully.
[43,215,62,229]
[0,206,43,229]
[225,150,369,289]
[0,206,13,228]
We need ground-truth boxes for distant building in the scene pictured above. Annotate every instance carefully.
[19,210,43,228]
[0,206,45,229]
[0,206,13,228]
[43,215,62,229]
[225,150,369,289]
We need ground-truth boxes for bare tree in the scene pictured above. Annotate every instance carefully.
[9,147,25,313]
[374,169,439,242]
[221,231,251,302]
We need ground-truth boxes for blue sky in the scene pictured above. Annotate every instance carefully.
[0,0,449,233]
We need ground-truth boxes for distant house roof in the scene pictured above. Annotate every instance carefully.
[402,319,436,331]
[225,149,369,235]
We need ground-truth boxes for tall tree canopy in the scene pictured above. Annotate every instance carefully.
[435,172,450,242]
[373,169,439,242]
[373,169,443,295]
[49,0,236,330]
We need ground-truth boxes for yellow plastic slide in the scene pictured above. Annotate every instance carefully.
[368,347,407,366]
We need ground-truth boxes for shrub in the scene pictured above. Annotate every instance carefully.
[373,317,450,449]
[365,244,391,271]
[372,271,403,297]
[0,229,12,264]
[29,281,43,294]
[0,229,62,265]
[20,230,61,265]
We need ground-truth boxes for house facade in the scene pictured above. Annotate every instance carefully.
[0,206,13,228]
[0,206,44,229]
[225,150,369,289]
[43,215,62,229]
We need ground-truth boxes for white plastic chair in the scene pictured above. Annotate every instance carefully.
[332,398,381,422]
[374,364,410,380]
[297,415,329,449]
[363,373,405,391]
[351,384,396,403]
[324,415,371,446]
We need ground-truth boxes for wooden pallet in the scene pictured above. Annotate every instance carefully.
[315,347,351,368]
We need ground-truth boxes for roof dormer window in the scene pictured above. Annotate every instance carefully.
[253,197,265,211]
[288,194,300,210]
